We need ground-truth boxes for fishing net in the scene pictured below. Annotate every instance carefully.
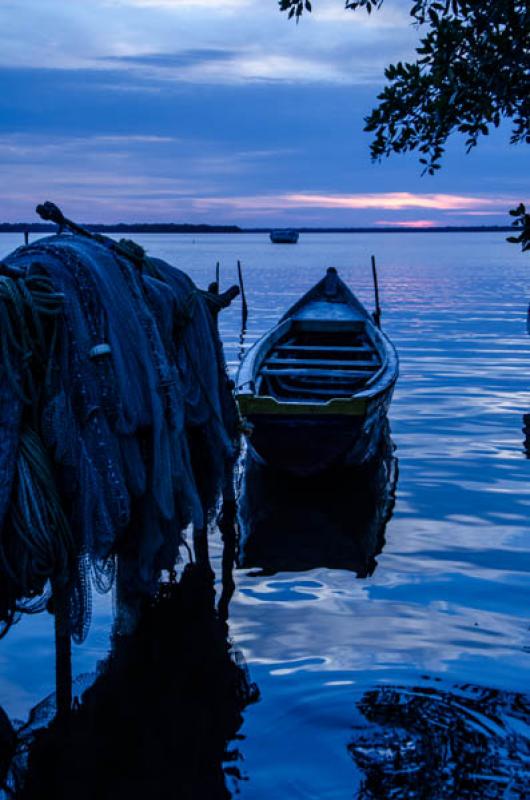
[0,232,239,642]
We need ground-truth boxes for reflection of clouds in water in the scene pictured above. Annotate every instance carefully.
[240,579,325,604]
[231,576,530,677]
[390,511,529,539]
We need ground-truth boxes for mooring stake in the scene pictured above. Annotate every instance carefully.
[237,259,248,331]
[371,254,381,328]
[51,579,72,722]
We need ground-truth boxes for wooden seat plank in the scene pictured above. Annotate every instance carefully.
[275,344,372,353]
[265,357,377,369]
[262,367,374,379]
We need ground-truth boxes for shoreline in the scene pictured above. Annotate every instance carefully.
[0,224,515,235]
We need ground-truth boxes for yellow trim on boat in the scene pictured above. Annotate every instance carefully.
[237,394,367,416]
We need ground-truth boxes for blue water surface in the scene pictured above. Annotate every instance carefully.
[1,231,530,796]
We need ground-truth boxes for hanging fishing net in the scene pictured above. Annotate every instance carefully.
[0,230,239,642]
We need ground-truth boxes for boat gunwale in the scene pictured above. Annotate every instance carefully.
[235,268,399,414]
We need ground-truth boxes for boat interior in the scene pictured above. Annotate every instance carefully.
[256,320,383,402]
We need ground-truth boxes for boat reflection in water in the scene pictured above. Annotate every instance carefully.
[238,420,398,577]
[3,530,258,800]
[349,682,530,798]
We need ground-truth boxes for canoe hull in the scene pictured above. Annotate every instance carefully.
[236,267,399,476]
[245,385,394,476]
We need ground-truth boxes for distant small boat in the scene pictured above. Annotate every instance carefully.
[270,229,299,244]
[236,267,399,476]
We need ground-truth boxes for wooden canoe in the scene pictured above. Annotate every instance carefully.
[235,267,399,475]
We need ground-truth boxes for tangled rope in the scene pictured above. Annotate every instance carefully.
[0,272,73,638]
[0,426,75,594]
[0,271,63,408]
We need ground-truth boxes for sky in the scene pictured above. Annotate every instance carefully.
[0,0,527,227]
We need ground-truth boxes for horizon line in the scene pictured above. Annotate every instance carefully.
[0,223,516,234]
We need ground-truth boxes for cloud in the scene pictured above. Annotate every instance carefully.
[103,49,238,68]
[94,135,176,143]
[0,130,304,222]
[0,133,178,161]
[457,210,510,217]
[0,0,417,85]
[287,192,510,210]
[193,192,515,212]
[106,0,250,7]
[375,220,439,228]
[313,1,410,29]
[101,48,351,84]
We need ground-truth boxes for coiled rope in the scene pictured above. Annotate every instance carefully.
[0,426,75,597]
[0,270,63,407]
[0,270,75,635]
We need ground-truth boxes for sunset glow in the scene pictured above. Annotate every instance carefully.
[375,220,439,228]
[194,192,513,216]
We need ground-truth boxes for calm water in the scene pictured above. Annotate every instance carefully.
[1,231,530,796]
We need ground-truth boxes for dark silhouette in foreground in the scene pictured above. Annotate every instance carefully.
[2,521,257,800]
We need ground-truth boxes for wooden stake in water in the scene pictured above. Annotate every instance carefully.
[52,580,72,722]
[237,259,248,330]
[24,230,29,246]
[215,261,220,289]
[371,254,381,328]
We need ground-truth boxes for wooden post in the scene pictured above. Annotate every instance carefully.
[237,260,248,330]
[371,255,381,328]
[218,498,236,622]
[23,230,29,246]
[114,555,141,635]
[215,260,220,289]
[193,524,211,571]
[52,580,72,721]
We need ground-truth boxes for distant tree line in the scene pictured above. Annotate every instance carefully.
[0,223,242,234]
[0,223,517,236]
